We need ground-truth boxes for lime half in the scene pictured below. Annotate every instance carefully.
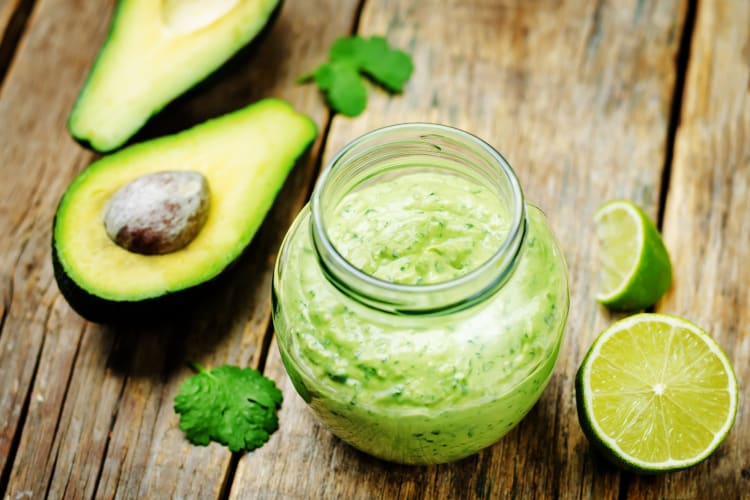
[576,313,738,473]
[594,200,672,310]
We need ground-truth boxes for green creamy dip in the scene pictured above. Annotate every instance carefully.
[327,173,508,285]
[274,172,569,464]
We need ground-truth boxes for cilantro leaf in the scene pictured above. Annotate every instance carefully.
[314,62,367,117]
[328,36,369,65]
[301,35,413,116]
[351,36,414,93]
[173,364,282,453]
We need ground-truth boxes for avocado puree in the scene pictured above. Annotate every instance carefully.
[274,172,568,464]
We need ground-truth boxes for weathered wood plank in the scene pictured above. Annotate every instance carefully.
[0,0,20,33]
[629,0,750,497]
[0,0,35,81]
[0,0,114,489]
[92,1,362,493]
[231,0,687,498]
[4,0,360,498]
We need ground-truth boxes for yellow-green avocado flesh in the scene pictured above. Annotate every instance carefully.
[69,0,281,153]
[53,98,316,322]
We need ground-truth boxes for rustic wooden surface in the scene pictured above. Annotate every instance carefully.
[0,0,747,498]
[635,0,750,497]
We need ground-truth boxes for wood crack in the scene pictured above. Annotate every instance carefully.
[657,0,699,228]
[0,287,52,498]
[580,0,605,67]
[0,278,10,341]
[0,233,31,492]
[221,1,351,486]
[0,179,42,343]
[0,234,26,343]
[350,0,367,37]
[0,0,36,91]
[256,310,277,376]
[90,348,131,499]
[43,318,88,499]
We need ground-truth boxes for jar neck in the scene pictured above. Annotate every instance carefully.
[310,123,527,315]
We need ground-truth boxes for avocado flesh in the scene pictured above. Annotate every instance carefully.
[54,98,316,319]
[68,0,281,152]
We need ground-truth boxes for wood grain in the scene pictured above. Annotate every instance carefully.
[1,0,355,497]
[3,0,749,498]
[90,0,362,494]
[231,0,688,498]
[0,0,112,487]
[629,0,750,497]
[0,0,35,83]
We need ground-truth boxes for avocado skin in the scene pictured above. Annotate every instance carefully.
[51,238,201,323]
[69,0,285,153]
[51,233,242,324]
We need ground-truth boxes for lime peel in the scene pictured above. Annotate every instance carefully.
[594,200,672,310]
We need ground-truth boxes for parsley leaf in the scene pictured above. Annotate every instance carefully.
[300,35,414,116]
[173,363,282,453]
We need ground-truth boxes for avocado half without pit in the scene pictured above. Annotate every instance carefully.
[68,0,283,152]
[53,99,316,323]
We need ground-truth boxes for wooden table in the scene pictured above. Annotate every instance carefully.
[1,0,748,498]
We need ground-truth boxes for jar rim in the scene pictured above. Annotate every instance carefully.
[310,122,527,315]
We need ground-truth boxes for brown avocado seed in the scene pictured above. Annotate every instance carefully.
[103,170,210,255]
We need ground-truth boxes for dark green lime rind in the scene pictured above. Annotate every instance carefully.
[68,0,284,153]
[598,203,672,311]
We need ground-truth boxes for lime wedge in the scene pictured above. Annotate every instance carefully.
[576,313,738,473]
[594,200,672,310]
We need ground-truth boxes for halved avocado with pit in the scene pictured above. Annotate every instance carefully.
[69,0,282,152]
[53,98,316,323]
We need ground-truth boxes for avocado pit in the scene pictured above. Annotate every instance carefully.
[103,170,210,255]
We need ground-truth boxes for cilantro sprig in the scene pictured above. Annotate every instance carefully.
[173,363,282,453]
[300,35,414,116]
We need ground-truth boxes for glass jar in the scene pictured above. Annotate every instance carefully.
[272,123,569,465]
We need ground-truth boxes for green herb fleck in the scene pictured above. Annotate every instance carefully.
[173,363,282,453]
[299,35,414,116]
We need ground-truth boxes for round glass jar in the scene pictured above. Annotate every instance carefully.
[272,123,569,464]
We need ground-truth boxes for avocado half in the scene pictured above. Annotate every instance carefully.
[53,98,316,323]
[69,0,282,153]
